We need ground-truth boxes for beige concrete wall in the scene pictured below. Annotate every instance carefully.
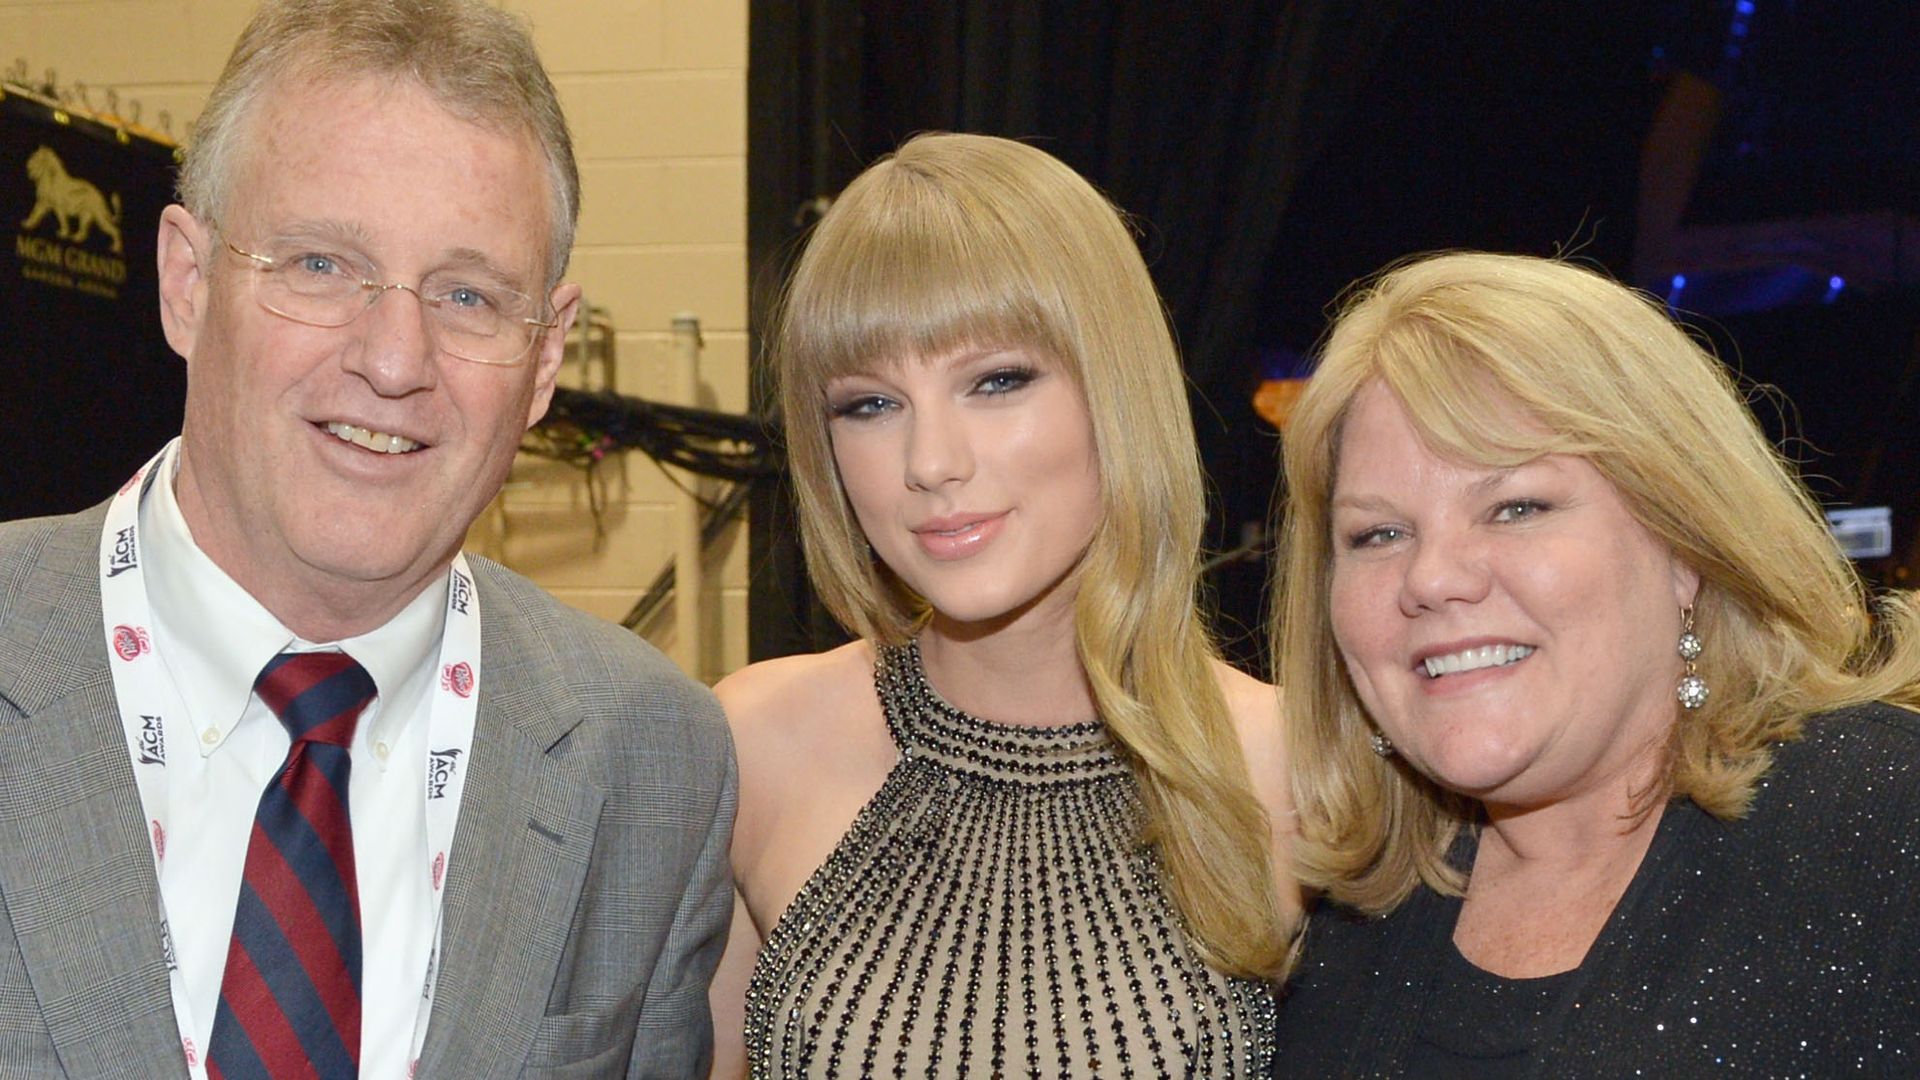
[6,0,751,682]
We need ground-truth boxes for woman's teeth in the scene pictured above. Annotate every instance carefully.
[1423,644,1534,678]
[325,422,419,454]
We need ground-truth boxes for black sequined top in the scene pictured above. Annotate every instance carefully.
[1276,701,1920,1077]
[744,641,1278,1078]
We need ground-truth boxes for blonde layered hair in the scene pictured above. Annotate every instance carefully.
[776,133,1292,978]
[180,0,579,286]
[1275,251,1920,913]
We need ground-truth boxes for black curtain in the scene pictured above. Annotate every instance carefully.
[747,0,1406,666]
[748,0,1920,657]
[860,1,1401,389]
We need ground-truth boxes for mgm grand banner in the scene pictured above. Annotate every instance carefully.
[2,85,184,520]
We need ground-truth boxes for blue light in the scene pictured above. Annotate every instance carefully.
[1665,274,1687,310]
[1823,276,1845,304]
[1735,0,1754,13]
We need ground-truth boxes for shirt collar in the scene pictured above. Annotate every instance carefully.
[140,442,449,758]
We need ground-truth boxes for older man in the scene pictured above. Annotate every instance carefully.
[0,2,734,1077]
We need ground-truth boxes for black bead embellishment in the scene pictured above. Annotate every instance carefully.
[743,641,1277,1077]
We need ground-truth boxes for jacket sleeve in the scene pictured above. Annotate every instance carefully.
[626,725,739,1079]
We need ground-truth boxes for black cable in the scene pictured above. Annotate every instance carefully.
[522,387,782,482]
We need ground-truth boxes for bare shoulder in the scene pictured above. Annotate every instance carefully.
[716,641,899,925]
[715,640,877,742]
[1211,659,1302,915]
[1211,660,1286,779]
[714,640,892,828]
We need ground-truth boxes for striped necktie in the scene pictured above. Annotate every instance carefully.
[208,651,374,1079]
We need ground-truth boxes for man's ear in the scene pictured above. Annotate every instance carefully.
[157,205,213,362]
[525,280,582,428]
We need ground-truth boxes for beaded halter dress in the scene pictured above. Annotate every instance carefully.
[743,641,1277,1078]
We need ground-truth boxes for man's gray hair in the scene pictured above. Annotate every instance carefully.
[178,0,580,285]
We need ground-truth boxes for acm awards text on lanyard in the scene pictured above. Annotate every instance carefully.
[98,440,479,1078]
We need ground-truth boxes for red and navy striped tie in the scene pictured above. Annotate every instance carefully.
[208,651,374,1079]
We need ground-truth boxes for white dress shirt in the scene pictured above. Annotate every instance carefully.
[138,455,445,1077]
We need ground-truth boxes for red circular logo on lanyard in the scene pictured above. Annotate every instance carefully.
[112,624,150,661]
[440,661,475,698]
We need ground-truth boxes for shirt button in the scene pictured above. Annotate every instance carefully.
[375,741,390,760]
[200,727,219,745]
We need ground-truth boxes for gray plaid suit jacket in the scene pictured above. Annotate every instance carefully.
[0,502,737,1078]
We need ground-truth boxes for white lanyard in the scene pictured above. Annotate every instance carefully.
[99,440,478,1077]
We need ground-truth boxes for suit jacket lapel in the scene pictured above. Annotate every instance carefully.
[0,504,185,1077]
[416,562,606,1078]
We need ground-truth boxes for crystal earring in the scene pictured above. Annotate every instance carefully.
[1676,604,1708,710]
[1369,730,1395,757]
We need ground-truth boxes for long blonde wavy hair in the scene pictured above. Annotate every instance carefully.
[775,132,1293,978]
[1274,251,1920,913]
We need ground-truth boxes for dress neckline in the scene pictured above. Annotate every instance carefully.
[874,639,1129,784]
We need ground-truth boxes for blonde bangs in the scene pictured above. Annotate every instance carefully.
[780,161,1080,400]
[775,146,1093,643]
[1370,320,1601,467]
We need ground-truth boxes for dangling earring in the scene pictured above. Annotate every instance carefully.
[1676,604,1708,710]
[1369,730,1395,757]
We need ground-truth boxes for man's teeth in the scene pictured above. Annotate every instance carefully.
[1423,644,1534,678]
[325,422,420,454]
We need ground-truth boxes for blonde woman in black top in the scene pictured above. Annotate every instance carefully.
[1272,251,1920,1075]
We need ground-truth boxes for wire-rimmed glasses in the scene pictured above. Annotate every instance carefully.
[224,240,557,366]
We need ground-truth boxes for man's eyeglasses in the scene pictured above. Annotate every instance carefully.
[224,240,557,367]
